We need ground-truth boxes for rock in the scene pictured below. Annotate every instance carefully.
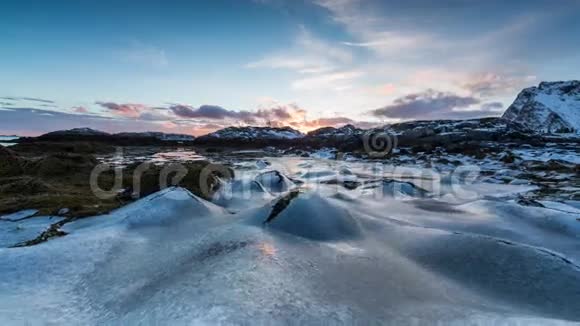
[500,151,518,164]
[523,160,578,173]
[503,80,580,134]
[255,170,295,193]
[123,162,233,200]
[306,124,363,139]
[256,160,271,169]
[516,196,545,208]
[379,179,429,198]
[401,127,437,139]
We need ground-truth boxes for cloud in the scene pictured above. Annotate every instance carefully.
[461,73,537,97]
[0,107,197,136]
[168,103,310,126]
[138,110,173,121]
[312,0,570,85]
[292,116,383,131]
[251,0,554,117]
[1,96,55,104]
[314,0,435,58]
[169,104,256,123]
[370,89,482,120]
[257,103,308,125]
[481,101,504,112]
[96,101,147,118]
[73,106,89,113]
[167,101,365,132]
[341,31,432,57]
[371,83,397,96]
[299,117,353,128]
[256,104,306,121]
[292,70,363,90]
[246,26,352,75]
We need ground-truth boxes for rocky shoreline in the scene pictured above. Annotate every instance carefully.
[0,145,229,220]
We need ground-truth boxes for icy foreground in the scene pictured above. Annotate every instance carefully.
[1,158,580,324]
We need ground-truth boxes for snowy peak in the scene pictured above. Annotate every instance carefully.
[307,124,363,138]
[116,132,195,141]
[503,80,580,134]
[43,128,110,137]
[40,128,195,141]
[202,126,303,140]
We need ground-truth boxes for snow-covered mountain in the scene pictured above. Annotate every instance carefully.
[380,117,524,136]
[503,81,580,134]
[38,128,195,142]
[306,124,363,138]
[115,132,195,141]
[200,126,303,140]
[43,127,111,137]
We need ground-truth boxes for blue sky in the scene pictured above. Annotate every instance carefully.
[1,0,579,135]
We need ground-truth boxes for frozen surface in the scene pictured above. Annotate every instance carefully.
[1,157,580,324]
[0,215,63,247]
[0,209,39,221]
[513,148,580,164]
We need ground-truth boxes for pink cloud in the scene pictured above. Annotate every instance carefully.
[96,101,147,118]
[72,106,89,113]
[375,83,396,96]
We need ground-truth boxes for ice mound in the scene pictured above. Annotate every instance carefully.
[121,187,227,228]
[300,169,337,180]
[259,190,363,241]
[255,159,271,169]
[362,179,429,199]
[212,179,273,210]
[383,227,580,321]
[381,180,429,198]
[255,170,296,193]
[63,187,227,232]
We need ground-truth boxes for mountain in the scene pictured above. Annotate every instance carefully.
[502,81,580,134]
[37,128,195,142]
[43,128,110,137]
[306,124,363,139]
[115,132,195,141]
[198,126,303,141]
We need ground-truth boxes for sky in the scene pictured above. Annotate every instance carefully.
[1,0,579,136]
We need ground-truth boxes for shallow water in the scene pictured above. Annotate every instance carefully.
[0,135,18,147]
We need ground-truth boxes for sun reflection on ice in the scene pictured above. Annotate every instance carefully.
[257,242,277,258]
